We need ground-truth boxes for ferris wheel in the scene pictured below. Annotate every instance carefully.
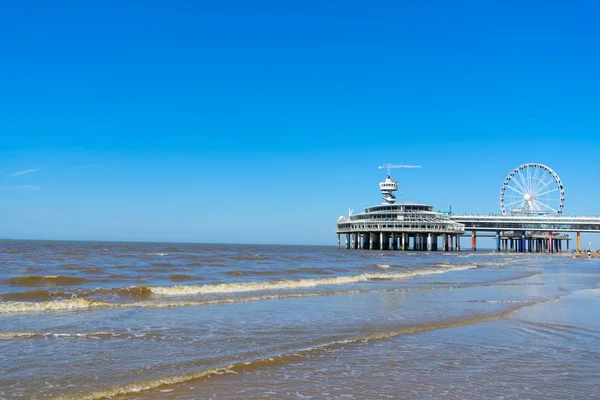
[499,163,565,216]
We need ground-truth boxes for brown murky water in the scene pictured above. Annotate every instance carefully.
[0,240,598,399]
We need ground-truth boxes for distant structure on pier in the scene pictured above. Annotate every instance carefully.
[336,163,600,253]
[499,163,565,216]
[336,165,464,251]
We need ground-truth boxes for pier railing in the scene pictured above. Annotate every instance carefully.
[336,220,464,234]
[451,214,600,233]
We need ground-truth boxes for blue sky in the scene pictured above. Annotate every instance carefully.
[1,0,599,245]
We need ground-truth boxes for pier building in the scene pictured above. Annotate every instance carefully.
[336,165,464,251]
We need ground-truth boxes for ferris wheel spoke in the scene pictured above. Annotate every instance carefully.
[530,176,546,194]
[532,168,541,194]
[526,168,535,194]
[517,170,531,193]
[513,176,529,195]
[535,200,559,214]
[536,188,559,197]
[504,199,524,207]
[534,176,555,195]
[505,185,525,196]
[531,167,542,192]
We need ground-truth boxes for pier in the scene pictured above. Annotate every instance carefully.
[451,214,600,252]
[336,163,600,252]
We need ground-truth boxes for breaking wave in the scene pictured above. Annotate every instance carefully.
[0,298,112,314]
[0,291,359,315]
[0,331,164,340]
[0,265,478,315]
[148,265,476,296]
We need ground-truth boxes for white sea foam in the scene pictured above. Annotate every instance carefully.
[149,265,476,296]
[0,298,112,314]
[0,331,158,339]
[0,265,476,314]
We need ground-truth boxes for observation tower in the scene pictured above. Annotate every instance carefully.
[336,165,465,251]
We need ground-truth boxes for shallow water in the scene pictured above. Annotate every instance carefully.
[0,240,598,399]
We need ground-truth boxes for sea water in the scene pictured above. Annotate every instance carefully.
[0,240,598,399]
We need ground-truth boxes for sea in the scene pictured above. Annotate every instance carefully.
[0,240,599,399]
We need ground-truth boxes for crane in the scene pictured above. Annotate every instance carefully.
[378,164,421,177]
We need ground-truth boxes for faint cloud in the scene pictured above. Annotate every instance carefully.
[11,168,40,176]
[21,185,41,190]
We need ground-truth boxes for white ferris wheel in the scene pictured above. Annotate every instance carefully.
[499,163,565,216]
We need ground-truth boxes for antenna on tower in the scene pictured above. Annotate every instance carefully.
[377,164,421,204]
[378,164,421,177]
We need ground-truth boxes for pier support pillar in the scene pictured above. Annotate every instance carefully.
[337,234,340,249]
[495,231,500,252]
[471,231,477,251]
[549,232,553,253]
[345,234,350,249]
[521,233,526,253]
[577,232,581,251]
[456,235,461,251]
[401,233,406,251]
[380,232,384,251]
[369,233,374,250]
[427,233,432,251]
[566,238,569,251]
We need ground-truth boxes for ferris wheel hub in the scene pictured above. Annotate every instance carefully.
[524,193,531,201]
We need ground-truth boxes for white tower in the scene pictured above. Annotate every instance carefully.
[378,164,421,204]
[379,175,399,204]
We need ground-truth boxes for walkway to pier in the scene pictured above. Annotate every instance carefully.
[450,214,600,252]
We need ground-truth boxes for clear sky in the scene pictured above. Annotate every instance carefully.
[1,0,599,246]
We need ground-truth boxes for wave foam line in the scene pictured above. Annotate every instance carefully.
[50,297,553,400]
[0,331,163,340]
[148,265,477,296]
[0,291,362,315]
